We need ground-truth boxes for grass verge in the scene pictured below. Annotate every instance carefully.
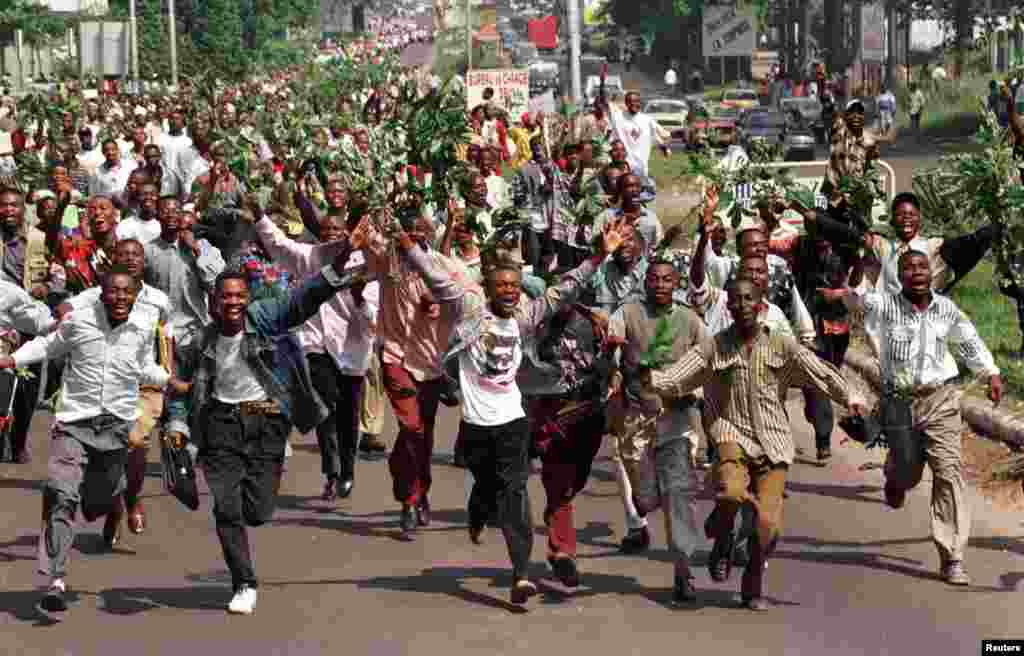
[949,259,1024,399]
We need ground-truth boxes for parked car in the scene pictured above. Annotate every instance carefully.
[779,96,825,144]
[736,108,786,151]
[782,112,817,161]
[688,103,739,149]
[529,61,559,97]
[584,74,624,107]
[643,99,689,151]
[721,88,761,111]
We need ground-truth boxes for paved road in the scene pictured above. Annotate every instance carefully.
[1,389,1023,655]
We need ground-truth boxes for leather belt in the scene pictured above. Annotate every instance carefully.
[212,399,283,416]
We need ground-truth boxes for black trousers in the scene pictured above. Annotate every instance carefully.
[1,362,41,460]
[307,353,363,482]
[461,417,533,580]
[803,332,851,451]
[522,228,553,272]
[202,403,290,591]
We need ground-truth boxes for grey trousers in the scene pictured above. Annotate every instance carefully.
[635,437,701,559]
[38,417,132,578]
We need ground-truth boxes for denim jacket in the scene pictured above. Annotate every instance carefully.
[400,244,603,401]
[167,265,353,452]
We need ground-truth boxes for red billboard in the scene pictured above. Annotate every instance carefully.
[528,15,559,50]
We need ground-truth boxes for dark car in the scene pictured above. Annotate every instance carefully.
[779,97,825,143]
[737,109,786,151]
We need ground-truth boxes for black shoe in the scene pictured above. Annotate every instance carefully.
[707,534,735,582]
[40,583,67,612]
[337,478,353,499]
[416,498,431,527]
[884,484,906,509]
[510,579,538,604]
[321,479,338,502]
[672,576,697,605]
[619,527,651,554]
[549,556,580,587]
[817,447,832,464]
[359,435,387,453]
[399,505,416,539]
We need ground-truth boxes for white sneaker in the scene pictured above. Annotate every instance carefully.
[227,585,257,615]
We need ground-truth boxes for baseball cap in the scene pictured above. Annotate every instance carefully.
[845,99,865,113]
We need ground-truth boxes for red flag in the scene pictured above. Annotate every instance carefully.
[528,15,558,50]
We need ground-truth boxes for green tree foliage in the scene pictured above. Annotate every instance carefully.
[0,0,68,47]
[194,0,247,79]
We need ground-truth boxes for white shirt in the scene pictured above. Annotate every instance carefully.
[608,106,669,178]
[871,234,949,296]
[158,131,193,173]
[688,282,793,338]
[89,159,137,196]
[213,333,268,403]
[12,301,169,423]
[845,289,998,389]
[664,69,678,86]
[116,216,163,245]
[0,280,57,335]
[459,314,524,427]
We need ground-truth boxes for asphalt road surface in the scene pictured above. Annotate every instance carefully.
[1,387,1023,655]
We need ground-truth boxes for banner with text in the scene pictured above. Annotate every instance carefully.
[466,69,530,118]
[702,4,756,58]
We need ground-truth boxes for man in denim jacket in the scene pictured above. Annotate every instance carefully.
[165,219,368,616]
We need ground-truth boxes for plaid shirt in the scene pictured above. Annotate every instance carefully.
[651,323,855,464]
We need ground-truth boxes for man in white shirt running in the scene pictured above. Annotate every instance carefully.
[1,265,183,613]
[603,90,672,179]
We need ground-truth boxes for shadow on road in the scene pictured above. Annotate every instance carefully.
[0,476,43,491]
[98,585,229,614]
[784,481,886,505]
[0,589,68,626]
[0,534,37,562]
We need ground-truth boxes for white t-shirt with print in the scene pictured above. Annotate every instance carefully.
[459,315,524,427]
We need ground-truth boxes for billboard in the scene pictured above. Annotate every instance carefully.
[466,68,529,118]
[702,3,756,58]
[78,21,127,77]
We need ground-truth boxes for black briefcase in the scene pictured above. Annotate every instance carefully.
[160,433,200,511]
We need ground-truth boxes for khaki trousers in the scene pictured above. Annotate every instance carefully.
[359,356,385,437]
[884,386,970,562]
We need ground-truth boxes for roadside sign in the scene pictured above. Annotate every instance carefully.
[466,68,530,118]
[702,4,756,58]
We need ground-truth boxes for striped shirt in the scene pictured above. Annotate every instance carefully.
[845,289,998,390]
[651,323,855,464]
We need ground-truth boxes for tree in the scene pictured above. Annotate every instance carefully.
[194,0,247,79]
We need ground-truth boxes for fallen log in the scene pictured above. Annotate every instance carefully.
[843,348,1024,448]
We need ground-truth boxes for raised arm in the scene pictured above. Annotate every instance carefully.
[520,217,627,332]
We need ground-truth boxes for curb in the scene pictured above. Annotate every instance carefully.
[844,348,1024,447]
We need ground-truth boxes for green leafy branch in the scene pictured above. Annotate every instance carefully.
[638,316,676,369]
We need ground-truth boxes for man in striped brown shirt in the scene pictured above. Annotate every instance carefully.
[648,275,865,610]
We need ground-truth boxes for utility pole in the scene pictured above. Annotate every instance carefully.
[466,0,472,70]
[129,0,139,92]
[168,0,179,89]
[567,0,581,103]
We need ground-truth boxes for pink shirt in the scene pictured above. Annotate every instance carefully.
[255,217,379,375]
[368,240,474,382]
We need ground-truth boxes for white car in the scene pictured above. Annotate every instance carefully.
[643,99,689,149]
